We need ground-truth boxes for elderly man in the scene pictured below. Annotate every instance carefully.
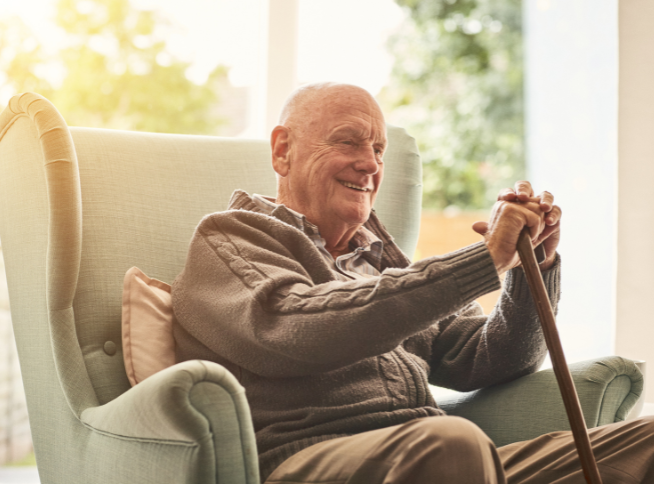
[172,83,654,483]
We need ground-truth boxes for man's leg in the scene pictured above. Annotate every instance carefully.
[498,416,654,483]
[265,415,506,484]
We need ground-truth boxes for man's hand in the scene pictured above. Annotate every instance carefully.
[472,181,562,274]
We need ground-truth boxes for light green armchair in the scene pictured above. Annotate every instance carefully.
[0,93,643,484]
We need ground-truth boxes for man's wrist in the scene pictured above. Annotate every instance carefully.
[538,253,558,272]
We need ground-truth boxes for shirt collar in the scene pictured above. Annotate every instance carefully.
[251,193,383,253]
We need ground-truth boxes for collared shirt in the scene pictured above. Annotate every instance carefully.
[252,194,383,281]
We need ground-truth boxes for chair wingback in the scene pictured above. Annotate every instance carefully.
[0,93,423,410]
[0,92,96,418]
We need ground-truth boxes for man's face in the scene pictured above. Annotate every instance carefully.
[285,89,387,231]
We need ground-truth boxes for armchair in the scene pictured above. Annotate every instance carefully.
[0,93,643,483]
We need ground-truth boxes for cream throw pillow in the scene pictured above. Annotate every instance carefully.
[122,266,176,386]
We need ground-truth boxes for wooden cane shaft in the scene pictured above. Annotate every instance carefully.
[516,228,603,484]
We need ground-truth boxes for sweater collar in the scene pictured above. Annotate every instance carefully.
[250,194,382,255]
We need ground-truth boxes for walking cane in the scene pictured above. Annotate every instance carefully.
[516,227,603,484]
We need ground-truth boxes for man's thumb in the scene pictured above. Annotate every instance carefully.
[472,221,489,235]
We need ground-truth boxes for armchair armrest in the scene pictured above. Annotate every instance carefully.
[437,356,643,447]
[80,360,259,484]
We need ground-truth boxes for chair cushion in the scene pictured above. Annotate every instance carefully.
[122,267,176,386]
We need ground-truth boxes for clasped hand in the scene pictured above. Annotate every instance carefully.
[472,181,561,274]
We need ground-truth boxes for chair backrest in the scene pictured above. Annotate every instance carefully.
[0,92,422,429]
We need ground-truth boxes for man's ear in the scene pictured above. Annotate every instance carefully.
[271,125,291,177]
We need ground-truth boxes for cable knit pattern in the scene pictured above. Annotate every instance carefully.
[171,190,561,482]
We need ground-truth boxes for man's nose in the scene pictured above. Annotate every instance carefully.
[353,147,380,175]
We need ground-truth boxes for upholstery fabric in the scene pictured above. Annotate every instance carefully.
[0,92,644,484]
[122,266,175,386]
[439,356,644,447]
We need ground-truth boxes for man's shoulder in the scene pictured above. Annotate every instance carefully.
[198,189,276,228]
[196,207,291,238]
[194,190,308,244]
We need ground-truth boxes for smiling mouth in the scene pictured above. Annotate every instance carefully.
[339,180,371,192]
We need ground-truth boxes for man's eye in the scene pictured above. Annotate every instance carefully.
[342,140,353,145]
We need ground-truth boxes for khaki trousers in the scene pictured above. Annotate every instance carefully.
[265,415,654,483]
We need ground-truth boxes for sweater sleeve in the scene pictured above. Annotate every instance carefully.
[172,210,502,378]
[403,255,561,392]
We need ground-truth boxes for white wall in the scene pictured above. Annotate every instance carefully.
[266,0,299,135]
[524,0,618,363]
[615,0,654,402]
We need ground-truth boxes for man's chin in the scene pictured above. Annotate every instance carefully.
[338,209,371,226]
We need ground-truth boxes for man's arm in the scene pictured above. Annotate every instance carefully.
[403,255,560,393]
[172,209,501,379]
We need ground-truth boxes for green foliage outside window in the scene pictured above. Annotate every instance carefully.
[0,0,225,134]
[380,0,524,210]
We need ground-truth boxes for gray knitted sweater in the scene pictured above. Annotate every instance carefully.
[172,190,561,481]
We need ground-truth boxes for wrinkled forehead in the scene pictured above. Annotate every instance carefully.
[309,89,387,142]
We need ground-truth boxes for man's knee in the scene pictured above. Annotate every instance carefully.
[382,416,502,482]
[400,415,492,451]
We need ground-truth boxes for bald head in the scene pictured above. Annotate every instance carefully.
[278,83,383,135]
